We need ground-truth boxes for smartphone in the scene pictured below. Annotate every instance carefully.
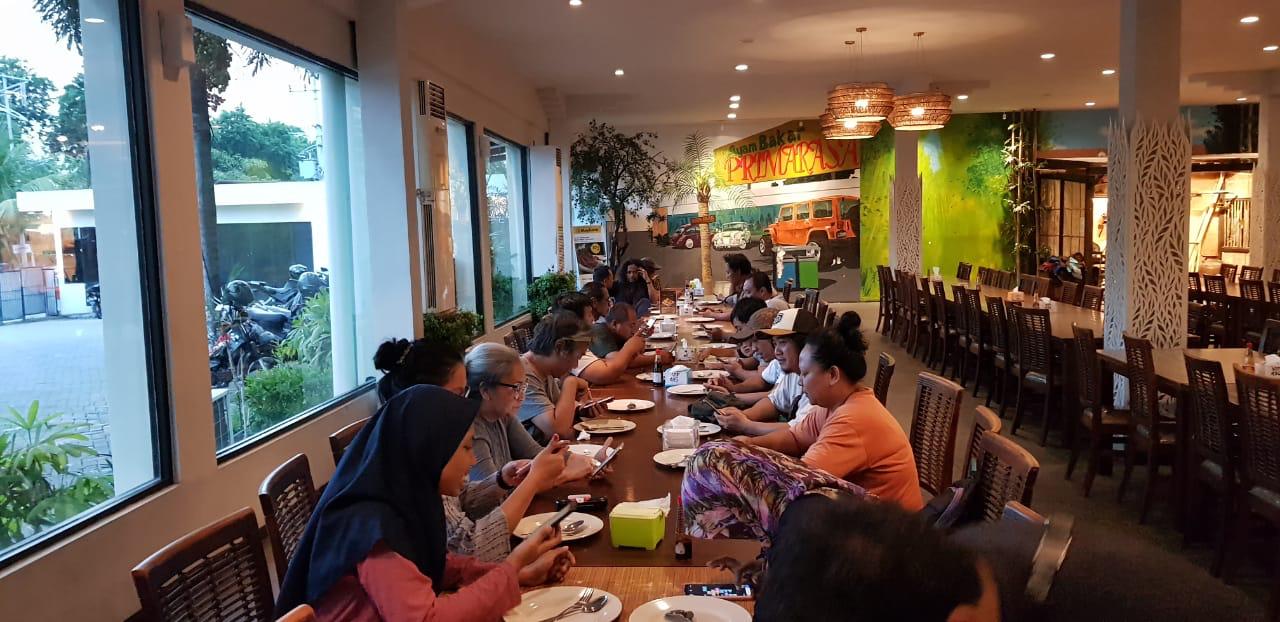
[579,396,614,411]
[555,496,608,512]
[684,584,754,600]
[542,500,578,531]
[589,441,623,478]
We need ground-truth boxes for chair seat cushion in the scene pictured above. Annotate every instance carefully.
[1023,371,1059,387]
[1081,407,1130,430]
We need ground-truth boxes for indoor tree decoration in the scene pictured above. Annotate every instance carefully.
[663,132,752,288]
[570,120,666,268]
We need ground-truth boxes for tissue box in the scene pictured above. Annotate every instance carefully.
[665,365,691,386]
[609,504,666,550]
[1263,355,1280,378]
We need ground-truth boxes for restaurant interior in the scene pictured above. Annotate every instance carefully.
[0,0,1278,620]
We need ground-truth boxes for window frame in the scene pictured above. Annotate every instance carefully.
[482,129,532,328]
[448,114,487,319]
[0,0,174,571]
[184,6,374,461]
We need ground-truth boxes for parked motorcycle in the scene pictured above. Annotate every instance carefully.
[86,283,101,319]
[209,281,283,389]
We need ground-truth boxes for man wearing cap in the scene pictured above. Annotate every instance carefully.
[518,310,600,443]
[714,308,821,437]
[706,306,782,401]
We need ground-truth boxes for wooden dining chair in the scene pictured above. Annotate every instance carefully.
[974,432,1041,523]
[277,605,317,622]
[1269,281,1280,304]
[1184,354,1238,578]
[132,508,274,622]
[1241,265,1264,282]
[873,352,896,406]
[1233,367,1280,619]
[1117,335,1177,524]
[957,262,973,280]
[909,281,932,359]
[503,331,521,351]
[909,372,965,497]
[875,266,892,334]
[1058,280,1081,306]
[1033,276,1054,300]
[964,288,995,396]
[951,285,972,381]
[1189,271,1203,292]
[782,280,795,306]
[1080,285,1104,311]
[1010,306,1061,447]
[1260,319,1280,356]
[259,453,320,581]
[1273,268,1280,283]
[1220,263,1239,282]
[932,287,959,375]
[1187,301,1210,348]
[985,296,1012,410]
[329,417,370,466]
[1204,274,1228,296]
[977,266,990,285]
[964,406,1003,479]
[1017,273,1037,294]
[1242,280,1268,344]
[1065,325,1131,497]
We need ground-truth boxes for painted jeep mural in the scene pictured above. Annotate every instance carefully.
[758,195,859,269]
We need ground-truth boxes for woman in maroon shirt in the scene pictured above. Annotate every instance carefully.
[276,385,573,621]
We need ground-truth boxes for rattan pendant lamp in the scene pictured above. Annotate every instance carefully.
[820,111,880,140]
[888,32,952,131]
[826,28,894,125]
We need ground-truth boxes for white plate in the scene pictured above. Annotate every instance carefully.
[636,372,660,382]
[653,448,696,468]
[702,343,737,350]
[513,512,604,541]
[506,586,622,622]
[691,369,730,380]
[568,444,616,460]
[684,316,716,323]
[652,314,678,320]
[628,595,750,622]
[691,331,710,339]
[666,384,708,396]
[607,398,655,412]
[657,421,722,436]
[648,332,677,341]
[574,419,638,434]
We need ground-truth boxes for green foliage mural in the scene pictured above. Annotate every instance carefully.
[857,114,1013,300]
[919,113,1012,277]
[858,128,895,300]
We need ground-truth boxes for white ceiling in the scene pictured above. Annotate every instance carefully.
[423,0,1280,126]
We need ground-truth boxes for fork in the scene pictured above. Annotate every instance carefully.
[536,588,594,622]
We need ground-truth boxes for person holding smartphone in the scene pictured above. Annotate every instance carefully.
[701,254,754,321]
[517,311,609,442]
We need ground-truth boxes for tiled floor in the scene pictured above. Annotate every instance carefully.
[833,301,1269,615]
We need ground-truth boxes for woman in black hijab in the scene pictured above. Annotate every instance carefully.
[277,385,571,620]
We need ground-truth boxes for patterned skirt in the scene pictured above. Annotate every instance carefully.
[681,440,870,547]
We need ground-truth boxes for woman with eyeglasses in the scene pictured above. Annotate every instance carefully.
[373,339,570,565]
[467,342,599,484]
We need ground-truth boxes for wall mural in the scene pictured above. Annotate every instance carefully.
[714,119,860,185]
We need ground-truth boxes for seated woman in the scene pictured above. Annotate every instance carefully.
[614,258,659,308]
[712,308,821,436]
[374,339,571,563]
[729,313,923,510]
[517,310,597,442]
[276,386,574,620]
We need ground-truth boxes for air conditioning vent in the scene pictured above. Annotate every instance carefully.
[427,82,446,120]
[555,148,561,167]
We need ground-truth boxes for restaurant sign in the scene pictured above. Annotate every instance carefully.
[713,119,859,186]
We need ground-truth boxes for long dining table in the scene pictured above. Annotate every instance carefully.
[523,310,761,571]
[938,275,1106,339]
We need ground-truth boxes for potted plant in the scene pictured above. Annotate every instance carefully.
[421,308,484,354]
[527,271,577,321]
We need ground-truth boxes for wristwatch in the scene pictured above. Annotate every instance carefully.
[1025,514,1073,604]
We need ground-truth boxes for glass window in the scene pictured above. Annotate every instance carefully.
[189,15,364,455]
[447,117,479,313]
[840,197,859,219]
[796,203,811,219]
[0,0,166,559]
[813,200,833,219]
[780,206,793,221]
[484,133,529,324]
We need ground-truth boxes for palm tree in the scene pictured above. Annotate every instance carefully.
[663,132,752,289]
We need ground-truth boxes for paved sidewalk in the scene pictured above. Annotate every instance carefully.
[0,317,111,474]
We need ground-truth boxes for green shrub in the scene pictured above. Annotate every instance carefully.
[0,401,113,547]
[527,271,577,321]
[422,308,483,354]
[279,290,332,366]
[242,362,333,432]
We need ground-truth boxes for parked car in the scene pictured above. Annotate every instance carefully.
[712,221,754,250]
[759,195,859,269]
[670,223,702,249]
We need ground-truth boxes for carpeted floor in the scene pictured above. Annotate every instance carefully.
[832,301,1269,619]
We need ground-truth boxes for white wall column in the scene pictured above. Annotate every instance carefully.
[1104,0,1191,365]
[1253,72,1280,277]
[321,73,357,392]
[890,130,922,274]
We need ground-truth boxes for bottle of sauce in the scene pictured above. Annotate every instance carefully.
[674,498,693,560]
[652,353,664,387]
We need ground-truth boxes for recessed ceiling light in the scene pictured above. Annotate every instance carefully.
[1040,52,1056,60]
[1237,97,1248,101]
[956,94,969,100]
[90,124,105,131]
[734,64,749,72]
[1101,68,1116,75]
[1240,15,1260,24]
[727,113,737,119]
[569,0,582,6]
[1084,101,1096,107]
[1265,45,1279,52]
[729,95,741,102]
[84,17,105,24]
[613,68,624,76]
[729,102,740,109]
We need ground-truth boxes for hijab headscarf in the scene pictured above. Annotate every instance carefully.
[275,385,479,614]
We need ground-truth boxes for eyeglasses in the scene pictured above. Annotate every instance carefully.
[493,381,527,396]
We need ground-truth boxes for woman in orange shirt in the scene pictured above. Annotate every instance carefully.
[276,385,573,621]
[739,312,923,510]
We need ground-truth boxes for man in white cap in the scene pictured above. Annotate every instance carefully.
[715,308,821,436]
